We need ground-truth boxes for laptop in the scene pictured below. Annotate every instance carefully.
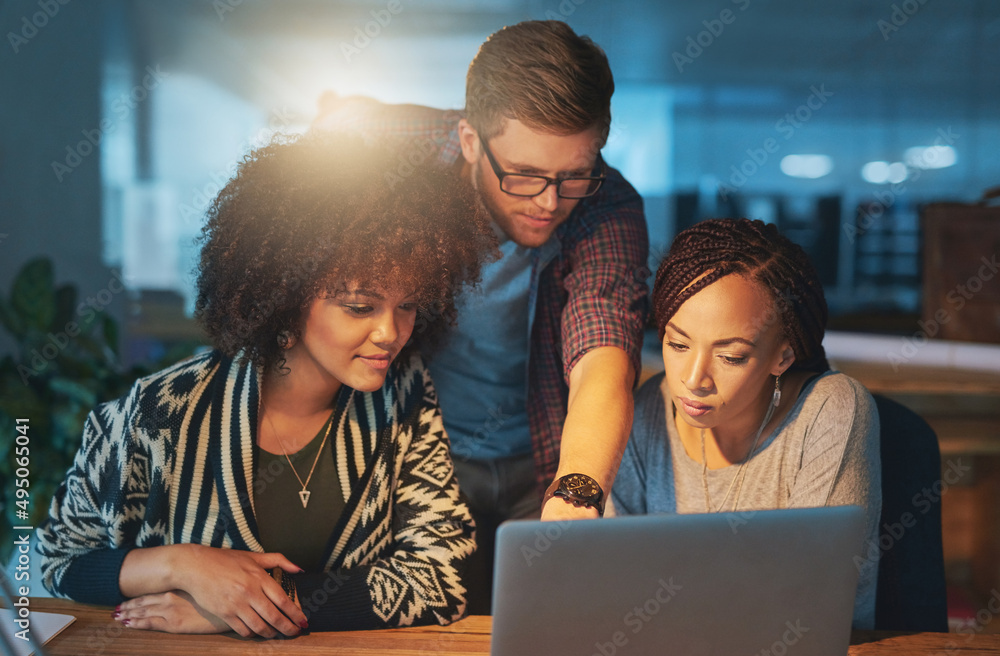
[491,506,866,656]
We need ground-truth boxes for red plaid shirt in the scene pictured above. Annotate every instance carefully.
[314,98,649,490]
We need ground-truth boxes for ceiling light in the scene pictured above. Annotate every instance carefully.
[904,145,957,169]
[780,154,833,179]
[861,161,890,184]
[886,162,908,184]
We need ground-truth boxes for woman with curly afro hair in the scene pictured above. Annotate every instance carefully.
[38,134,498,636]
[610,218,881,630]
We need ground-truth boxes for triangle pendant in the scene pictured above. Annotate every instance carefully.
[298,490,311,508]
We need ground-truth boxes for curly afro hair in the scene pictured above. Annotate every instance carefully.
[195,133,497,372]
[651,218,830,373]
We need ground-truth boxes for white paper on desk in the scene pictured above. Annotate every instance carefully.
[0,608,75,656]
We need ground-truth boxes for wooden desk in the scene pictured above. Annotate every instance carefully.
[8,599,1000,655]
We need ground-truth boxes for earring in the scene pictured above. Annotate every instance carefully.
[772,374,782,408]
[277,331,295,350]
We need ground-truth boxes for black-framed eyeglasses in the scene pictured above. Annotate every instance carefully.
[479,137,606,199]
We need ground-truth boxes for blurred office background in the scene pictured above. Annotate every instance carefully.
[1,0,998,626]
[3,0,997,329]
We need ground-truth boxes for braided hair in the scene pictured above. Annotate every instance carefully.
[651,218,830,372]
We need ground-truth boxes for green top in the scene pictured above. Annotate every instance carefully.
[254,411,346,571]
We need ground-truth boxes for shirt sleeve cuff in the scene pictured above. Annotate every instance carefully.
[293,570,381,631]
[59,547,134,606]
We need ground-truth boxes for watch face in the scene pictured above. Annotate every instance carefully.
[552,474,603,514]
[562,474,598,497]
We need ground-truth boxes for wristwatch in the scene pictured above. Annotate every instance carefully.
[544,473,605,515]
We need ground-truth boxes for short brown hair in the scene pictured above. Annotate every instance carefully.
[195,133,497,372]
[465,20,614,143]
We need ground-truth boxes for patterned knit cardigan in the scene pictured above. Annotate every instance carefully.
[36,350,475,630]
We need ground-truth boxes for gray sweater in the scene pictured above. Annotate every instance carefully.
[611,370,881,629]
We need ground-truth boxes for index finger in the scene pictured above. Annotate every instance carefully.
[262,574,308,631]
[250,551,303,574]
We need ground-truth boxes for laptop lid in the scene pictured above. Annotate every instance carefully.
[491,506,865,656]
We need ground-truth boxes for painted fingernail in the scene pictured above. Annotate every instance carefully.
[299,620,309,629]
[114,604,122,613]
[122,619,131,627]
[297,567,305,573]
[112,611,121,620]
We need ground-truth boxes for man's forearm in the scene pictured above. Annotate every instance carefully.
[557,346,636,494]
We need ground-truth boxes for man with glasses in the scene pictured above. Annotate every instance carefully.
[315,20,648,612]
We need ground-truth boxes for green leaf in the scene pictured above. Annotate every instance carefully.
[0,380,46,419]
[0,354,17,379]
[52,409,87,454]
[50,376,99,408]
[74,334,108,362]
[102,314,120,358]
[52,284,78,333]
[0,257,201,560]
[0,296,26,339]
[0,415,12,461]
[11,258,56,333]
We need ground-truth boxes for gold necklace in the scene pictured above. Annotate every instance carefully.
[700,410,768,513]
[265,412,333,508]
[700,375,781,513]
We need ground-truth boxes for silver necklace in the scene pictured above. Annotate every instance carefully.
[700,375,781,513]
[265,412,333,508]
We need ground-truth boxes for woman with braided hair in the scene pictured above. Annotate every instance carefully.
[610,218,880,629]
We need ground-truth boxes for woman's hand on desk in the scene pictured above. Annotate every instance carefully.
[120,544,307,638]
[115,590,230,634]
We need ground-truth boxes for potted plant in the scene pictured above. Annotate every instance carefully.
[0,257,199,566]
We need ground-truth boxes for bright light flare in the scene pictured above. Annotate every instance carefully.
[780,154,833,179]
